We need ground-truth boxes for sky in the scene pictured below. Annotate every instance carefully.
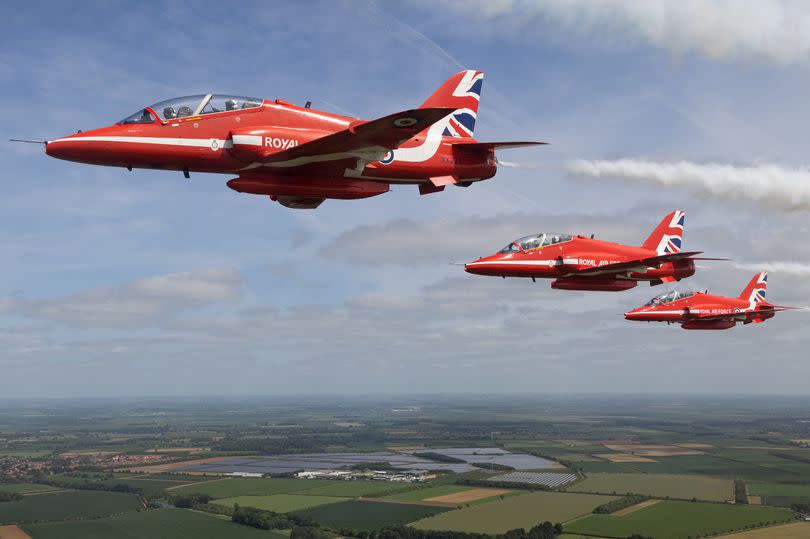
[2,0,810,398]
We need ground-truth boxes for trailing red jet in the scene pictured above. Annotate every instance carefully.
[464,211,711,291]
[625,272,799,330]
[26,71,542,209]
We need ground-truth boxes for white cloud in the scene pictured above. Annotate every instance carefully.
[17,267,242,328]
[428,0,810,65]
[568,159,810,211]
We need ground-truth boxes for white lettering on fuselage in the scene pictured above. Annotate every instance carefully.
[264,137,299,149]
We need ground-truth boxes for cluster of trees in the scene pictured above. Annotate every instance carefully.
[791,502,810,513]
[734,480,748,504]
[232,503,315,530]
[171,493,211,508]
[0,491,23,502]
[332,523,564,539]
[469,463,515,472]
[592,494,649,514]
[350,462,396,471]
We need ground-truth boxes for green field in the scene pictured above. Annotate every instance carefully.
[0,483,62,494]
[0,490,141,524]
[22,508,284,539]
[411,492,617,534]
[569,472,734,502]
[295,500,451,530]
[45,474,197,496]
[295,481,416,497]
[383,485,473,501]
[621,455,810,482]
[748,481,810,507]
[213,494,347,512]
[170,477,415,499]
[566,500,796,539]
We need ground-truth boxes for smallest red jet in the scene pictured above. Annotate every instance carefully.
[464,211,708,291]
[625,272,799,330]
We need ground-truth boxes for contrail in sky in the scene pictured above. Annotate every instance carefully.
[567,158,810,211]
[733,261,810,277]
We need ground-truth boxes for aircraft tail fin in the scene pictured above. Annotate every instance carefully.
[739,272,768,305]
[641,210,685,255]
[419,70,483,138]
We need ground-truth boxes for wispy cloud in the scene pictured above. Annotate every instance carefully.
[13,267,242,328]
[568,159,810,211]
[428,0,810,65]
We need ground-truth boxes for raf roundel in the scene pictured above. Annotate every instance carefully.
[393,117,418,128]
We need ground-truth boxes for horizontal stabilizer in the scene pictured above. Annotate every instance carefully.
[452,141,547,153]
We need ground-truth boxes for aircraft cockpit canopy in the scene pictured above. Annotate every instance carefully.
[499,233,573,253]
[645,290,696,306]
[118,94,262,124]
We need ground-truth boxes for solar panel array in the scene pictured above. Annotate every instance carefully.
[487,471,578,488]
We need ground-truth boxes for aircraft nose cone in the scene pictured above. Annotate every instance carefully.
[624,309,642,321]
[45,138,75,161]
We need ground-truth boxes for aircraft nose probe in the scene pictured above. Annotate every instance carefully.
[10,139,49,145]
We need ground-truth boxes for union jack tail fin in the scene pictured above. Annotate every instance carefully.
[419,70,483,138]
[740,272,768,305]
[641,210,685,255]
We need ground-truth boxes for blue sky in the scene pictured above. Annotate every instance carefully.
[2,0,810,397]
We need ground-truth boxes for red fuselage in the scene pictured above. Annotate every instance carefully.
[44,99,496,185]
[625,293,774,329]
[465,236,695,290]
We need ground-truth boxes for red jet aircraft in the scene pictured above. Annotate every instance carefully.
[29,71,542,209]
[625,272,798,329]
[464,211,711,291]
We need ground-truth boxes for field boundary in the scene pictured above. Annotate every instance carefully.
[359,496,457,508]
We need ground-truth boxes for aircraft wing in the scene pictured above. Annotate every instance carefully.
[260,107,455,167]
[565,251,704,277]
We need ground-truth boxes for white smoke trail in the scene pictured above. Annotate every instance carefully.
[426,0,810,66]
[733,261,810,276]
[567,159,810,211]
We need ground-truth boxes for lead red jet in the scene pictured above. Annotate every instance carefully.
[625,272,799,329]
[464,211,710,291]
[25,71,542,209]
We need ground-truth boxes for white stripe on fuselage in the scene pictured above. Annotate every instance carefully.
[51,136,232,149]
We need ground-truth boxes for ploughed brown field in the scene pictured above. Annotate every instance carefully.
[0,525,32,539]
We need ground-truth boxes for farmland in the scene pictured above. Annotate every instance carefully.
[721,521,810,538]
[213,494,348,512]
[3,395,810,538]
[170,477,416,498]
[411,492,618,534]
[566,500,796,539]
[569,472,734,502]
[21,508,283,539]
[0,490,141,524]
[0,484,61,494]
[294,500,452,530]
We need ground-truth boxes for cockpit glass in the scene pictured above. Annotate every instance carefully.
[503,233,573,252]
[200,95,262,114]
[118,108,156,125]
[146,94,263,121]
[150,95,207,120]
[645,290,695,306]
